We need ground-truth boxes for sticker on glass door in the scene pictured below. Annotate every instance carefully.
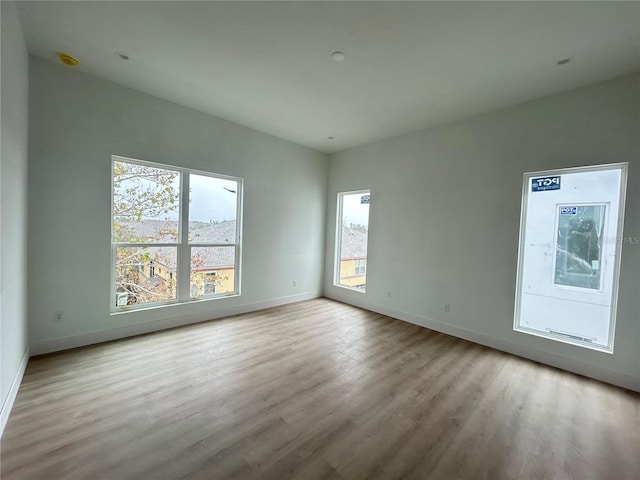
[514,164,627,351]
[554,204,607,291]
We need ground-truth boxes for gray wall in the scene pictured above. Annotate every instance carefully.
[325,74,640,390]
[1,1,30,424]
[28,57,328,353]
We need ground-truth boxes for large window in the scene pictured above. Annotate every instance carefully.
[514,163,627,351]
[111,156,242,311]
[335,190,370,291]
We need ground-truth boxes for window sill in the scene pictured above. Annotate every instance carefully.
[334,284,366,294]
[513,326,613,354]
[110,292,240,315]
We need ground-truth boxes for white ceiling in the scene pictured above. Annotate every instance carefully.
[16,1,640,154]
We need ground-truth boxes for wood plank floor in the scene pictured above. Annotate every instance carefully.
[2,298,638,479]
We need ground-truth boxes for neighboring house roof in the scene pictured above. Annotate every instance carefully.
[140,274,166,291]
[341,225,368,259]
[118,219,237,244]
[118,219,237,270]
[118,219,366,264]
[190,220,236,244]
[191,246,235,270]
[145,256,176,272]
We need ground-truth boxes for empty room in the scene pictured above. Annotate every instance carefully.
[1,1,638,479]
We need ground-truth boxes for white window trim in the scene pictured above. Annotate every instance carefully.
[110,155,243,313]
[513,162,628,353]
[334,189,370,293]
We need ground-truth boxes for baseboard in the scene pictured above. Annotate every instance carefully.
[30,291,321,356]
[326,291,640,393]
[1,347,29,438]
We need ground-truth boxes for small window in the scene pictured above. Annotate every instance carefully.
[335,190,370,292]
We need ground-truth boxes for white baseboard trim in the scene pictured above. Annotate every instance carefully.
[30,291,321,356]
[326,291,640,393]
[1,346,29,438]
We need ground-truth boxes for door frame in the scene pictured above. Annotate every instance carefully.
[513,162,628,352]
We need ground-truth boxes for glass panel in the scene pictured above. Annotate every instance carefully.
[554,205,606,290]
[115,246,177,306]
[189,174,238,243]
[112,160,180,243]
[514,163,625,351]
[190,246,236,297]
[338,192,369,290]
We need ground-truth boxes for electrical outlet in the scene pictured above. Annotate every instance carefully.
[444,304,451,313]
[54,311,63,323]
[293,280,297,287]
[386,291,392,298]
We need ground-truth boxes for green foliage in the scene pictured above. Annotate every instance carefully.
[113,161,179,223]
[113,161,180,305]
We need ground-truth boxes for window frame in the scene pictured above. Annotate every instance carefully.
[334,189,370,293]
[110,155,243,312]
[513,163,628,352]
[354,259,366,276]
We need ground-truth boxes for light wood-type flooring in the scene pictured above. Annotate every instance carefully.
[2,298,639,479]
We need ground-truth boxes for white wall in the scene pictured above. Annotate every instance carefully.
[325,73,640,391]
[28,57,328,354]
[1,1,30,433]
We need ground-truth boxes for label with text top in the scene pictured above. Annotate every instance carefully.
[531,176,561,192]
